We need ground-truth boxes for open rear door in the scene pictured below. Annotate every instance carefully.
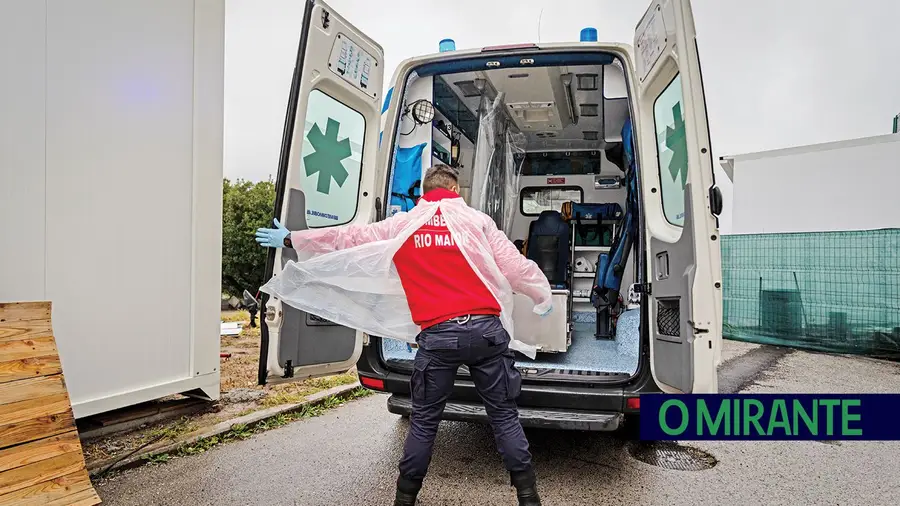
[258,0,384,384]
[633,0,723,393]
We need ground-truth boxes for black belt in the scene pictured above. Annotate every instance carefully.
[446,314,495,324]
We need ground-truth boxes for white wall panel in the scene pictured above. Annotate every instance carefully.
[730,136,900,234]
[1,0,224,417]
[0,0,47,302]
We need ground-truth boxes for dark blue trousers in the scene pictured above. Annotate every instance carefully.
[398,315,533,481]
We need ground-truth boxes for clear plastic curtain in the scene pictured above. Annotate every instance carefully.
[502,130,526,237]
[471,93,525,237]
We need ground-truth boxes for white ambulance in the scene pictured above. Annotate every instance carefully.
[258,0,723,431]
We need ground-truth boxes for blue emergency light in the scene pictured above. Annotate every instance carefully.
[580,27,598,42]
[439,38,456,52]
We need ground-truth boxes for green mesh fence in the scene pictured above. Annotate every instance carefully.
[721,229,900,359]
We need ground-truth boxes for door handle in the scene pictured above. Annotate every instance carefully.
[708,186,723,216]
[375,196,385,222]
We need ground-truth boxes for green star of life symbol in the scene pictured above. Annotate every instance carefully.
[665,102,688,190]
[304,118,352,194]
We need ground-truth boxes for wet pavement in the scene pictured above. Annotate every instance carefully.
[95,342,900,505]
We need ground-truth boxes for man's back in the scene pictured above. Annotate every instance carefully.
[393,188,501,329]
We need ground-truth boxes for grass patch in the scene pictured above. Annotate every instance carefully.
[141,417,196,444]
[259,390,309,408]
[146,387,373,463]
[305,371,358,389]
[221,310,250,323]
[259,371,360,409]
[235,407,257,417]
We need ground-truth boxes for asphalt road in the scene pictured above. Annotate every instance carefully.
[95,342,900,506]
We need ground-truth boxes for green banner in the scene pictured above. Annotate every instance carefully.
[722,229,900,358]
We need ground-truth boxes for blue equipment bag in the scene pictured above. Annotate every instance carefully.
[389,143,427,213]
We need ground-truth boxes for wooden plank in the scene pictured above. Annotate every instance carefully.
[0,303,51,324]
[0,450,83,497]
[0,337,58,363]
[0,356,62,384]
[0,432,81,474]
[0,470,93,506]
[46,487,102,506]
[0,376,65,406]
[0,410,74,448]
[0,320,53,343]
[0,394,72,429]
[0,302,100,505]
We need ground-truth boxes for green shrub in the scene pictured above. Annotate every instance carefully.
[221,178,275,297]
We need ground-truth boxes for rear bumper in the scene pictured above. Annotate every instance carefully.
[387,395,623,431]
[358,338,658,431]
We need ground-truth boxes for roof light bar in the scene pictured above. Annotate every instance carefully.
[481,43,538,53]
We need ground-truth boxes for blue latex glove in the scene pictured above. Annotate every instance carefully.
[255,218,290,248]
[537,305,553,318]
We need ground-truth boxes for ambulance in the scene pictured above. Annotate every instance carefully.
[257,0,724,431]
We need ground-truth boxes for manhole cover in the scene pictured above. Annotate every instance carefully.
[627,442,717,471]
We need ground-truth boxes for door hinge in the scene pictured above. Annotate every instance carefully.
[634,283,652,295]
[282,360,294,379]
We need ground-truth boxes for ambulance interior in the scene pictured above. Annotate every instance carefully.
[381,55,642,380]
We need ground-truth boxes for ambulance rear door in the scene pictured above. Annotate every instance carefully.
[632,0,723,393]
[258,0,384,384]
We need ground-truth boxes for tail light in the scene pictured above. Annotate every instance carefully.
[359,376,385,390]
[626,396,640,410]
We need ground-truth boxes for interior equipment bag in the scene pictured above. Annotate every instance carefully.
[389,143,427,214]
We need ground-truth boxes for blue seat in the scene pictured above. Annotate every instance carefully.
[526,210,569,288]
[592,117,638,314]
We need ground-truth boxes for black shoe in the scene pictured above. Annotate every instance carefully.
[510,469,542,506]
[394,476,422,506]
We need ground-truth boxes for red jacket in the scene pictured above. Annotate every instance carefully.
[392,188,501,328]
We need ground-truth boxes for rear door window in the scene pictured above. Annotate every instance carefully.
[520,186,583,215]
[653,74,687,226]
[301,89,366,228]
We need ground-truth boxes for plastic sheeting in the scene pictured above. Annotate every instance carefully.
[261,197,553,358]
[470,93,525,237]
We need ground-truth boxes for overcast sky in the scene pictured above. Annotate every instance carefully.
[224,0,900,188]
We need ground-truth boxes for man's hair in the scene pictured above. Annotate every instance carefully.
[422,164,459,193]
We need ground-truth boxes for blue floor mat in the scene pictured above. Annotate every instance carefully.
[381,310,640,375]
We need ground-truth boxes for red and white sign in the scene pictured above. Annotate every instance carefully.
[547,177,566,185]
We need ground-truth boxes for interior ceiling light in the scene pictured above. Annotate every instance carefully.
[453,80,481,97]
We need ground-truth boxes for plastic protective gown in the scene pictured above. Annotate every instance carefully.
[260,196,552,358]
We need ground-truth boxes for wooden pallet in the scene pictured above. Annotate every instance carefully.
[0,302,101,506]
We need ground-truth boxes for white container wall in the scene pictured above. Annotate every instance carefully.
[720,134,900,235]
[0,0,225,418]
